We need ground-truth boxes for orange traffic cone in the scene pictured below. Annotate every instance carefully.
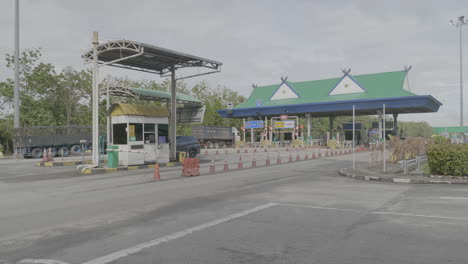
[209,159,216,174]
[153,163,160,181]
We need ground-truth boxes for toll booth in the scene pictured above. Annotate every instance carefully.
[109,103,170,166]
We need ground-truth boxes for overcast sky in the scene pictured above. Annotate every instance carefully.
[1,0,468,126]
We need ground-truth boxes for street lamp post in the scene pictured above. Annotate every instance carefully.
[451,16,468,143]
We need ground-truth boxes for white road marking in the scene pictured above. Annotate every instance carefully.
[440,196,468,200]
[81,202,277,264]
[276,202,361,212]
[372,211,468,221]
[17,260,70,264]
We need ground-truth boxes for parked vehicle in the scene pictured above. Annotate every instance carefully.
[191,126,240,148]
[14,126,94,158]
[176,136,200,158]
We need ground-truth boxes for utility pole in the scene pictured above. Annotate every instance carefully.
[92,31,99,165]
[451,16,468,143]
[13,0,20,131]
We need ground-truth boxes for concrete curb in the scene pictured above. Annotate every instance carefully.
[36,160,103,167]
[338,168,468,184]
[81,162,181,175]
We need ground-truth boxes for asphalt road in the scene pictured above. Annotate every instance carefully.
[1,153,468,264]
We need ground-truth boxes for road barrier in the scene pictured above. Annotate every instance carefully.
[182,158,200,176]
[265,153,271,166]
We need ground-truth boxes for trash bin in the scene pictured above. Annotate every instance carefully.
[107,145,119,168]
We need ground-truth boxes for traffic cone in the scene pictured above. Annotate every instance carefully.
[223,158,229,171]
[288,152,293,163]
[265,153,271,166]
[42,148,48,162]
[252,154,257,167]
[318,151,322,158]
[209,159,216,174]
[296,152,300,162]
[325,150,329,157]
[305,152,309,160]
[238,155,243,169]
[47,147,54,162]
[312,152,316,159]
[153,163,160,181]
[276,152,281,164]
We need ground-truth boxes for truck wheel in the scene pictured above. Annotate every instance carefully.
[58,147,70,157]
[31,148,43,159]
[70,145,81,155]
[189,149,197,158]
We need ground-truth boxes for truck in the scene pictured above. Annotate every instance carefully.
[14,126,94,158]
[191,126,240,148]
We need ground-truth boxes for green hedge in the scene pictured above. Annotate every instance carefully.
[427,144,468,176]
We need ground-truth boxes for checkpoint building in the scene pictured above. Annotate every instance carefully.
[218,69,442,144]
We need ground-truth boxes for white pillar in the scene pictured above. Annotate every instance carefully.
[352,105,355,170]
[92,31,99,165]
[106,86,111,146]
[170,66,177,161]
[306,113,311,139]
[383,104,386,173]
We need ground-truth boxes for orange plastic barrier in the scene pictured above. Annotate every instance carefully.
[182,158,200,177]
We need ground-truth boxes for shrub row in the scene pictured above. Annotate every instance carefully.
[427,143,468,176]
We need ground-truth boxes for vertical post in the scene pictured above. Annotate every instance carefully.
[306,113,311,139]
[377,111,382,142]
[460,24,465,143]
[265,116,268,141]
[243,118,246,142]
[250,128,254,144]
[170,65,177,161]
[106,86,111,146]
[92,31,99,165]
[13,0,20,156]
[383,104,386,173]
[352,105,355,170]
[393,113,398,138]
[329,116,334,141]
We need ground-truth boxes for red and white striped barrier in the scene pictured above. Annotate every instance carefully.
[106,149,147,154]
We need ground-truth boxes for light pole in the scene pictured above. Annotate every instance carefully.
[451,16,468,143]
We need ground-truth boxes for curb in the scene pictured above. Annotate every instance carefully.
[81,162,181,174]
[36,160,104,167]
[338,168,468,184]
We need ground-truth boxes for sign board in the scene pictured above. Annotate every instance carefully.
[280,115,288,120]
[245,120,264,129]
[372,121,394,129]
[274,120,295,129]
[342,123,362,130]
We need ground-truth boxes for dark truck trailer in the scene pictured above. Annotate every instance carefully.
[14,126,95,158]
[191,126,240,148]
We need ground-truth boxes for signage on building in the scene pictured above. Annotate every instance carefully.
[274,120,295,129]
[245,120,264,129]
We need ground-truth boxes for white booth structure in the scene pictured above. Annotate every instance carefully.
[109,103,170,166]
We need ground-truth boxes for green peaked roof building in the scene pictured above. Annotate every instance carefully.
[219,69,442,118]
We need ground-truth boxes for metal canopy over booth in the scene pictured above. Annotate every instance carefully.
[218,69,442,143]
[82,32,222,164]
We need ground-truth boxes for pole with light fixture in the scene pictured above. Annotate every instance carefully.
[451,16,467,143]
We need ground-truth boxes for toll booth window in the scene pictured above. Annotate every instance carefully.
[113,123,127,145]
[144,124,155,144]
[158,124,168,144]
[129,123,143,141]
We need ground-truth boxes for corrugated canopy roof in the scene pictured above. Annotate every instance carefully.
[433,126,468,133]
[101,86,201,104]
[82,40,222,75]
[109,103,169,117]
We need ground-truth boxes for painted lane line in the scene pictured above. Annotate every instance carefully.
[17,260,71,264]
[276,202,361,213]
[440,196,468,200]
[372,211,468,221]
[81,202,277,264]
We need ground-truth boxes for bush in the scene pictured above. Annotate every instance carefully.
[427,143,468,176]
[431,135,449,145]
[389,137,430,163]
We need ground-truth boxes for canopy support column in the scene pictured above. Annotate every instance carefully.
[170,66,177,161]
[393,113,398,138]
[306,113,311,139]
[92,31,99,165]
[329,116,334,140]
